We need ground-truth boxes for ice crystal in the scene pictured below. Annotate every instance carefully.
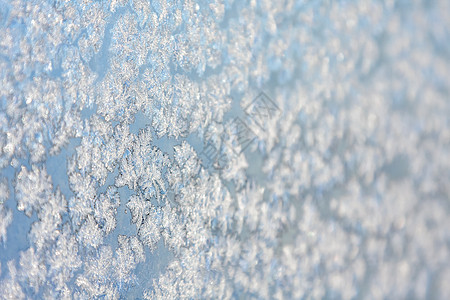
[15,166,52,217]
[0,206,12,245]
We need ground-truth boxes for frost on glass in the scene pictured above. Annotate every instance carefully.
[0,0,450,299]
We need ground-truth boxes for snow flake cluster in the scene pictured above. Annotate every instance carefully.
[1,0,450,299]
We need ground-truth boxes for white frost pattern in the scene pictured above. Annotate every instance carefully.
[0,0,449,299]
